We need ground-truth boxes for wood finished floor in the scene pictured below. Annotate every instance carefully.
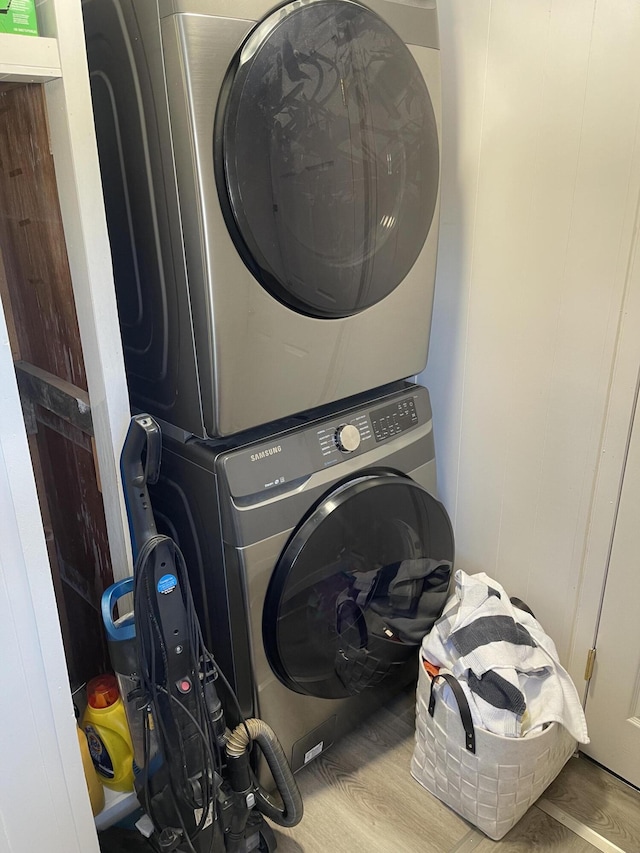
[273,686,640,853]
[97,685,640,853]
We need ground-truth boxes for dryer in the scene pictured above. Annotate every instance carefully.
[149,383,454,775]
[83,0,442,438]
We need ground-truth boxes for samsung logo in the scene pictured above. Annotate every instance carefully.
[250,445,282,462]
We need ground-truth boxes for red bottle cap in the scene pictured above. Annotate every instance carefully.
[86,674,120,709]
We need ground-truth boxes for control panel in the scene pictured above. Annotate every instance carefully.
[222,387,428,498]
[371,397,418,442]
[316,411,371,461]
[315,396,420,462]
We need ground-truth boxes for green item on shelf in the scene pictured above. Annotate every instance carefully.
[0,0,39,36]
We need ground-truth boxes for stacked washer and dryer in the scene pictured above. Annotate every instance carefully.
[83,0,454,777]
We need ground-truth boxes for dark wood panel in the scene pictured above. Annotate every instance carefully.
[16,361,93,435]
[60,583,111,690]
[0,83,87,389]
[34,417,113,687]
[36,418,113,601]
[0,82,114,688]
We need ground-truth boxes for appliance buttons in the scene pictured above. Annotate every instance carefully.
[335,423,361,452]
[176,677,192,695]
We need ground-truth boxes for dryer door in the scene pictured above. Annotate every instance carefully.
[263,471,453,699]
[216,0,439,319]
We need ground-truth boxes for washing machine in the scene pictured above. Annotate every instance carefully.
[148,382,454,775]
[83,0,442,438]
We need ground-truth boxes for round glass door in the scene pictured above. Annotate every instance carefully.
[216,0,439,318]
[263,472,454,699]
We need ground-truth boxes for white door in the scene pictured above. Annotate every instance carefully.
[582,385,640,788]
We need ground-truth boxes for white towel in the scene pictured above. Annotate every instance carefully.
[422,570,589,743]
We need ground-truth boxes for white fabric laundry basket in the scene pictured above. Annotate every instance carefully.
[411,658,576,840]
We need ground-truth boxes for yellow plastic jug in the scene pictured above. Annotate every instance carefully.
[82,674,135,792]
[77,725,105,815]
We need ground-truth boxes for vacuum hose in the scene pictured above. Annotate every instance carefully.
[226,718,303,828]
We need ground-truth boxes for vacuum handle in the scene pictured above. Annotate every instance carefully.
[121,414,161,559]
[121,414,161,486]
[102,577,135,641]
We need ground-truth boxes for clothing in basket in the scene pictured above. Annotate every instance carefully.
[411,570,587,840]
[421,570,588,741]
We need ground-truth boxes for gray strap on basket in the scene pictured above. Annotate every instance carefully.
[428,672,476,754]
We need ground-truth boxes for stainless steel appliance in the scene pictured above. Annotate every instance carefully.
[149,383,454,774]
[84,0,442,437]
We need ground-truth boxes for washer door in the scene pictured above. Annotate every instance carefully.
[263,472,454,699]
[216,0,439,318]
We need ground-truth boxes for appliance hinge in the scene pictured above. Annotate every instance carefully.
[584,647,597,681]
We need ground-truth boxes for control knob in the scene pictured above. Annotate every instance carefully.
[335,423,361,452]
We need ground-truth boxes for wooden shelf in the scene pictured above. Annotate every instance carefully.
[0,32,61,82]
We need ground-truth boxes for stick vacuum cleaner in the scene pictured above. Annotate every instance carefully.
[102,414,303,853]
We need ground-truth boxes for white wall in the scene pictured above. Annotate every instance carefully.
[0,5,132,843]
[421,0,640,663]
[0,301,99,853]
